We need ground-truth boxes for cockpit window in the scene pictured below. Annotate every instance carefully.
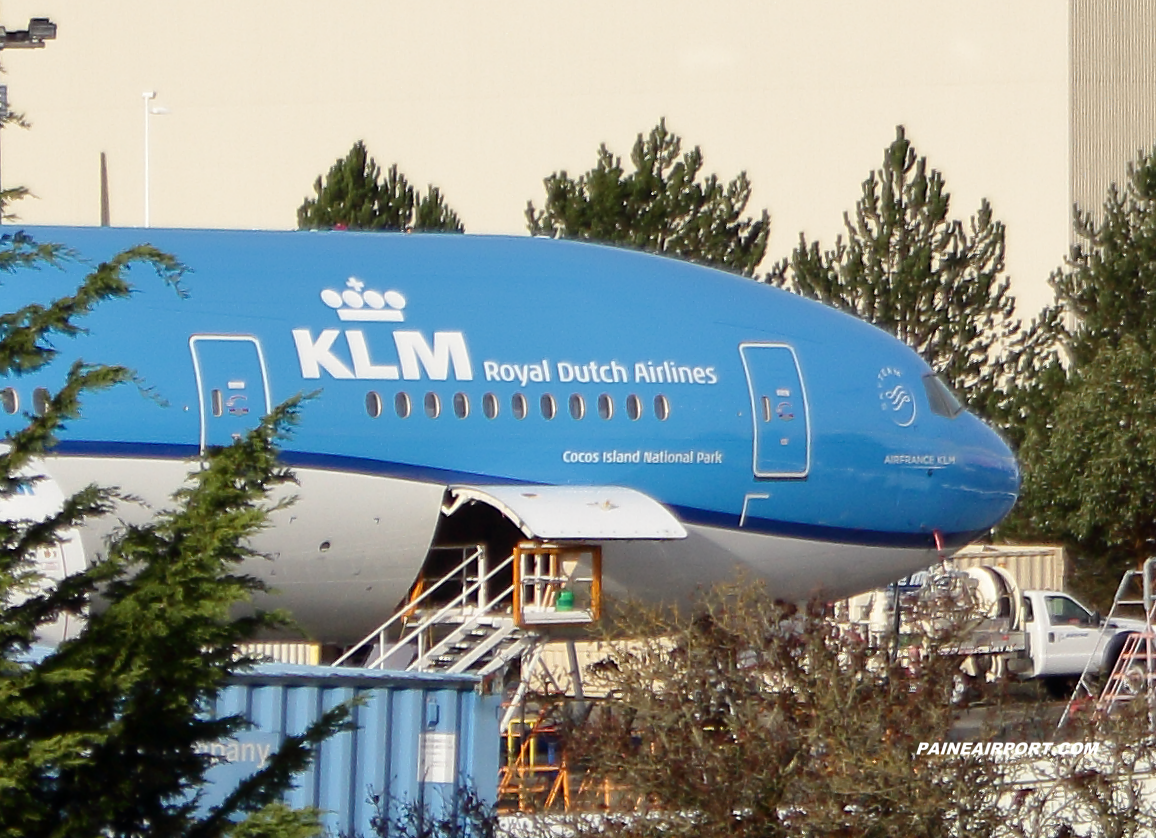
[922,374,964,419]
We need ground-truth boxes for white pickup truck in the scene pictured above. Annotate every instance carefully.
[929,571,1146,691]
[847,567,1148,693]
[1014,589,1147,688]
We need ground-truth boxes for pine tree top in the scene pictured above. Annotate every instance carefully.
[297,141,463,234]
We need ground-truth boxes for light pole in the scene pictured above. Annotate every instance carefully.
[142,91,170,227]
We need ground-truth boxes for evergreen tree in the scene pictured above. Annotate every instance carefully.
[1000,146,1156,603]
[1049,145,1156,367]
[297,141,463,233]
[766,126,1019,419]
[0,98,31,221]
[526,119,770,276]
[1009,337,1156,604]
[0,232,347,837]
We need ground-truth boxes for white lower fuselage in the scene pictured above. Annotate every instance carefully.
[42,455,937,643]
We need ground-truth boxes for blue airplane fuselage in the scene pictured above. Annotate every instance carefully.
[0,228,1019,641]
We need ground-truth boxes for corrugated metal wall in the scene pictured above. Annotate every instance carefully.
[199,665,501,836]
[238,642,322,666]
[952,544,1066,592]
[1071,0,1156,217]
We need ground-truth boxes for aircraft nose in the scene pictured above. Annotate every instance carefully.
[961,416,1020,530]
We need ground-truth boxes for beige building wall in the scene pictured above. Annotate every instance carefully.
[1071,0,1156,220]
[0,2,1071,316]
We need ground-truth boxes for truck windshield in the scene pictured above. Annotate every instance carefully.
[1045,595,1095,627]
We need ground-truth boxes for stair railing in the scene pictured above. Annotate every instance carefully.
[1093,557,1156,725]
[1058,567,1146,727]
[409,583,519,672]
[1060,556,1156,728]
[332,545,510,668]
[370,554,514,670]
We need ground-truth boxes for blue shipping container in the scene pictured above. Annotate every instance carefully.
[199,663,501,836]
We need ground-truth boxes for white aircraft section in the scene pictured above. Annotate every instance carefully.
[0,465,88,644]
[447,485,688,541]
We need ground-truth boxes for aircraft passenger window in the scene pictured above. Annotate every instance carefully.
[424,392,441,419]
[761,395,773,423]
[922,374,964,419]
[1,388,17,414]
[598,394,613,420]
[365,391,383,419]
[655,395,670,421]
[540,394,557,420]
[210,389,223,418]
[453,392,469,419]
[483,392,499,419]
[512,393,528,420]
[395,392,411,419]
[569,394,585,420]
[626,394,643,421]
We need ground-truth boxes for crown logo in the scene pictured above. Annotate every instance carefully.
[320,277,407,322]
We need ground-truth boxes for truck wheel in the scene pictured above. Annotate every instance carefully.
[1121,662,1147,694]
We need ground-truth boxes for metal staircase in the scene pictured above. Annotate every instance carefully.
[331,538,611,810]
[333,543,533,676]
[333,541,603,677]
[1094,557,1156,721]
[1097,631,1156,706]
[416,612,534,676]
[1059,557,1156,727]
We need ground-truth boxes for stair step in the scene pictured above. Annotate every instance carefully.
[406,614,526,675]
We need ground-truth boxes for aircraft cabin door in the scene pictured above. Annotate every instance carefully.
[739,343,811,478]
[190,335,272,452]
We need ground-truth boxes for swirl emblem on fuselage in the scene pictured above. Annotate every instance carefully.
[320,277,407,322]
[877,367,916,428]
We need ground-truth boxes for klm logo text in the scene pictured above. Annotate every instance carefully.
[292,329,474,381]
